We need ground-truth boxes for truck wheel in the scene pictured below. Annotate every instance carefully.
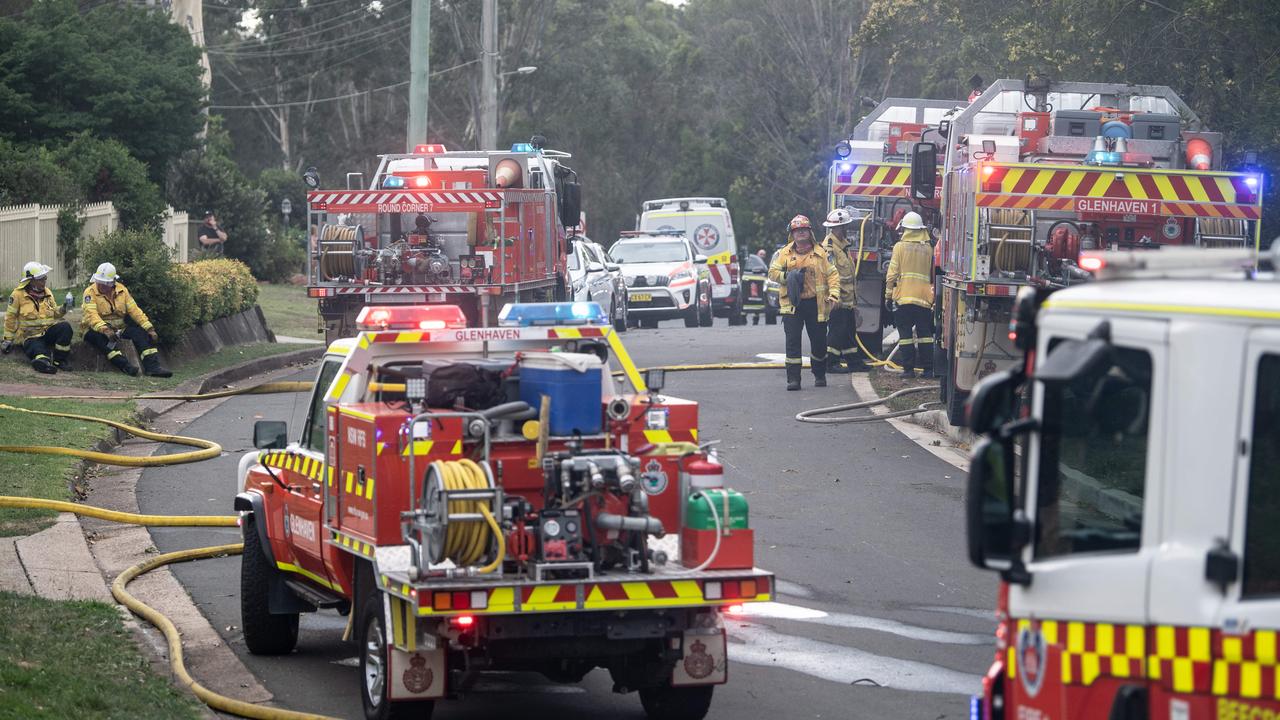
[359,591,434,720]
[240,519,299,655]
[639,685,714,720]
[944,323,968,427]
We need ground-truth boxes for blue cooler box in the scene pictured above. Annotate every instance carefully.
[519,353,603,435]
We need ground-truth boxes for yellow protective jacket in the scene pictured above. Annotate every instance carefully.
[4,281,67,344]
[768,241,840,321]
[822,231,857,310]
[885,229,934,309]
[81,282,153,334]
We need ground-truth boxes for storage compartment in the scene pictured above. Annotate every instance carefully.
[1131,113,1181,141]
[1052,110,1103,138]
[518,353,603,435]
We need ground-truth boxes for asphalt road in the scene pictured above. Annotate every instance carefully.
[138,320,996,720]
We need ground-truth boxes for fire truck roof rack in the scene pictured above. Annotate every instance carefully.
[850,97,964,141]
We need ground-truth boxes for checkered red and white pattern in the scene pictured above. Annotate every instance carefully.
[308,190,503,212]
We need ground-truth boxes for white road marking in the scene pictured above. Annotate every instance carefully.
[737,601,991,645]
[911,604,996,621]
[773,579,815,599]
[727,621,979,694]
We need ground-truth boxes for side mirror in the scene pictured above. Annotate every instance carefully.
[910,142,937,201]
[559,181,582,228]
[967,369,1019,435]
[694,254,709,264]
[605,262,620,272]
[965,437,1015,571]
[253,420,289,450]
[586,262,606,274]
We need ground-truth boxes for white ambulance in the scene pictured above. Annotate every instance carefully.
[638,197,743,325]
[965,247,1280,720]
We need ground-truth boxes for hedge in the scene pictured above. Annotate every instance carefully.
[175,259,259,325]
[79,230,197,347]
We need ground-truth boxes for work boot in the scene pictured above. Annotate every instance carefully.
[813,366,827,388]
[827,356,851,374]
[142,355,173,378]
[786,364,801,391]
[110,354,140,376]
[53,357,71,371]
[32,357,56,375]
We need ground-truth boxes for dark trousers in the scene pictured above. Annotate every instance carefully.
[23,321,73,365]
[84,320,156,364]
[893,303,935,371]
[783,298,826,379]
[826,306,857,365]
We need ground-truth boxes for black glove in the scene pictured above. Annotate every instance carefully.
[785,269,805,302]
[0,340,11,354]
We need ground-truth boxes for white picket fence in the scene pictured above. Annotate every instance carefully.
[0,202,190,289]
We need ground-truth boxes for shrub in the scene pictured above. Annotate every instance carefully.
[79,229,197,347]
[174,259,260,325]
[255,229,307,283]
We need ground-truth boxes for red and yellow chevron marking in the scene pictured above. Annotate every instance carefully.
[977,165,1261,219]
[833,163,912,197]
[642,429,698,444]
[260,451,325,484]
[377,576,772,616]
[1008,619,1280,700]
[546,327,608,339]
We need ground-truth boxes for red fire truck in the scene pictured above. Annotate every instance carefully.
[306,140,582,342]
[909,79,1263,425]
[828,98,958,355]
[236,301,773,720]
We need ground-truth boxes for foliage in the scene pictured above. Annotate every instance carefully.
[174,258,259,325]
[79,229,197,346]
[167,123,275,276]
[257,167,309,228]
[57,133,167,230]
[256,228,308,283]
[55,205,84,278]
[0,138,79,207]
[0,0,205,182]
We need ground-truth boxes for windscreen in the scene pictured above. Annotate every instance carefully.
[610,240,689,264]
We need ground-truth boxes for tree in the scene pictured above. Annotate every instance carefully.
[0,0,205,182]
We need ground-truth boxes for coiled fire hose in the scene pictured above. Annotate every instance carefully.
[433,459,506,573]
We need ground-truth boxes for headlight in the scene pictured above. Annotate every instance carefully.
[671,270,693,282]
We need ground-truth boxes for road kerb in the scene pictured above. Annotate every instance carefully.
[849,372,970,472]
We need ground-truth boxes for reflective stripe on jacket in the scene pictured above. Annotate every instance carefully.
[822,231,857,310]
[4,282,66,343]
[885,229,934,309]
[767,241,840,322]
[81,282,153,333]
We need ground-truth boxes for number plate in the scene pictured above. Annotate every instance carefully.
[630,293,652,302]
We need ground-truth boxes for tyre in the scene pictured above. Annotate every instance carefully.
[943,321,968,427]
[765,310,777,325]
[240,518,299,655]
[683,300,699,328]
[359,590,435,720]
[639,684,714,720]
[614,294,629,333]
[698,286,714,327]
[728,302,745,326]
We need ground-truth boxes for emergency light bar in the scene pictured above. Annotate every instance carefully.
[1080,247,1258,281]
[497,302,607,327]
[356,305,469,331]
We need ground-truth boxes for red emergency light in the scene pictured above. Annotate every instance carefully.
[413,144,447,155]
[356,305,468,331]
[1078,255,1105,272]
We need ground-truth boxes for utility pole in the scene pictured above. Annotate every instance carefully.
[479,0,498,150]
[406,0,430,152]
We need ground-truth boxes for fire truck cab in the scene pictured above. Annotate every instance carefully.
[829,97,959,355]
[235,301,772,720]
[911,79,1264,425]
[965,248,1280,720]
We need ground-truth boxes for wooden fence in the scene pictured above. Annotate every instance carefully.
[0,202,191,289]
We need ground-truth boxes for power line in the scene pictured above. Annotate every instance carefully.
[206,20,407,57]
[201,0,369,14]
[208,59,477,110]
[203,0,406,51]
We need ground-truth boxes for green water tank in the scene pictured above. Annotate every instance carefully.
[685,489,749,531]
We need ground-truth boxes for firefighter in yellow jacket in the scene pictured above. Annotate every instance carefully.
[81,263,171,377]
[768,215,840,391]
[2,262,73,374]
[884,211,935,376]
[821,208,868,373]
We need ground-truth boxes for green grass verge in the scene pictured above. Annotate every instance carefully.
[0,341,304,392]
[0,396,137,537]
[0,591,204,720]
[256,282,320,339]
[867,367,941,412]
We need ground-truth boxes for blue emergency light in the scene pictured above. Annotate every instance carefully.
[510,143,536,153]
[498,302,607,327]
[382,175,407,188]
